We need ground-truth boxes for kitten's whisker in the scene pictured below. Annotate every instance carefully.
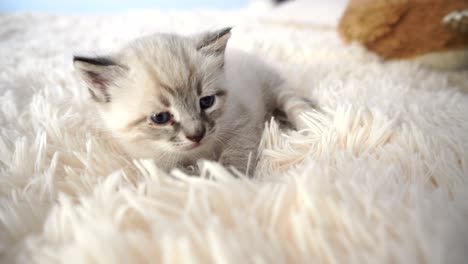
[216,129,258,142]
[213,136,227,148]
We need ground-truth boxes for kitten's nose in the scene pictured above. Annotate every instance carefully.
[186,129,205,143]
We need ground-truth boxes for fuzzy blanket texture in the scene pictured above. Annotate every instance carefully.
[1,2,468,263]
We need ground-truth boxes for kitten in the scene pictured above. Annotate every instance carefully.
[73,28,312,175]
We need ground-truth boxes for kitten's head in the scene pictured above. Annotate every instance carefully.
[74,28,232,159]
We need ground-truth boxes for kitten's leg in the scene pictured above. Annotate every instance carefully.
[269,80,315,130]
[219,144,257,177]
[181,164,200,175]
[218,126,261,177]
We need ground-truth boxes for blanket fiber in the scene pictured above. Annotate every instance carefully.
[1,5,468,264]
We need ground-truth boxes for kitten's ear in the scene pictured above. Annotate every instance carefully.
[195,27,232,56]
[73,56,126,103]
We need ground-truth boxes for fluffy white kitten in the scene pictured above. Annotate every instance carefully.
[74,28,312,175]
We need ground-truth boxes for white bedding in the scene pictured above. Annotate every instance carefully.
[1,3,468,263]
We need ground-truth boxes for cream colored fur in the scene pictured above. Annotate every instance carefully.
[1,5,468,264]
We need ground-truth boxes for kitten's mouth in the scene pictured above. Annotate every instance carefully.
[174,141,203,151]
[186,142,201,149]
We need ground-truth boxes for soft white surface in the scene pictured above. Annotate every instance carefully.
[1,4,468,264]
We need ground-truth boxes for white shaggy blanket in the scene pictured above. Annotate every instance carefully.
[1,4,468,264]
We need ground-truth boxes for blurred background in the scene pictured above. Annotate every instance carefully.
[0,0,254,12]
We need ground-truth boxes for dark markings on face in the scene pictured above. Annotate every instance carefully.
[172,122,181,132]
[196,81,202,96]
[183,54,199,96]
[160,95,170,107]
[166,122,182,142]
[159,81,176,96]
[141,60,176,96]
[180,46,199,96]
[87,87,103,102]
[215,90,227,97]
[201,111,215,132]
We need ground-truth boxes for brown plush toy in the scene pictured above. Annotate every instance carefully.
[338,0,468,69]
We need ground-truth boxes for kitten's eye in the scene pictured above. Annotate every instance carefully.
[150,112,171,124]
[200,95,215,110]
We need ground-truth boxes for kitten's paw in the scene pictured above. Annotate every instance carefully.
[295,109,322,131]
[285,96,317,130]
[179,164,200,176]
